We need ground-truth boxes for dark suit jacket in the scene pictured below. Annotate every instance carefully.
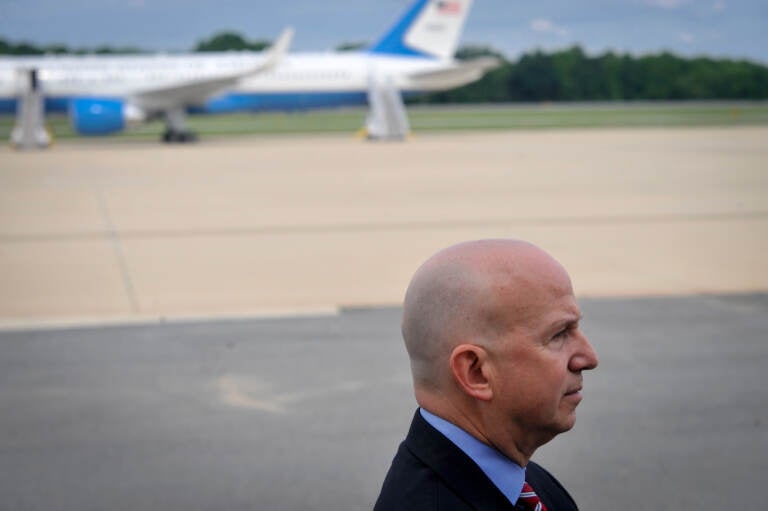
[374,410,578,511]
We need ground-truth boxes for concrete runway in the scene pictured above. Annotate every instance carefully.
[1,127,767,509]
[1,294,766,510]
[1,127,767,325]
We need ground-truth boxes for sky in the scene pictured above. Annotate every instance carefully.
[1,0,766,64]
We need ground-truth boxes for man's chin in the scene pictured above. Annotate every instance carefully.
[554,412,577,434]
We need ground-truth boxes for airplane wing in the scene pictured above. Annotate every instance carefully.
[408,57,501,84]
[133,27,293,110]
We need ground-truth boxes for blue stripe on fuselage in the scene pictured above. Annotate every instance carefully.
[193,91,370,113]
[0,98,15,114]
[0,92,370,116]
[0,97,70,114]
[1,90,421,118]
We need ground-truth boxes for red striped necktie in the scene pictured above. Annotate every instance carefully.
[517,481,548,511]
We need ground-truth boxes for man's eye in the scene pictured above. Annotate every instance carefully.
[553,329,568,340]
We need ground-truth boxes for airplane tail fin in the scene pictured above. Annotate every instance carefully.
[368,0,473,60]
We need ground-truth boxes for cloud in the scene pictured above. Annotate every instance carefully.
[529,18,569,37]
[105,0,145,7]
[643,0,689,8]
[678,32,695,44]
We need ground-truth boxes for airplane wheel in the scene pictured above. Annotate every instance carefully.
[180,131,197,143]
[161,130,197,143]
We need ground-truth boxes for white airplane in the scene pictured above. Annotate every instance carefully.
[0,0,499,143]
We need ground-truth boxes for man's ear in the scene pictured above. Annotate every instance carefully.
[449,344,493,401]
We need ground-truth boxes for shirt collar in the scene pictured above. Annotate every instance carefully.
[419,408,525,506]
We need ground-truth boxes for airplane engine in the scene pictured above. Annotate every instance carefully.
[69,98,145,135]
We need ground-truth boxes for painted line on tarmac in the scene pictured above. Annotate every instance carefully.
[217,375,367,414]
[2,210,767,242]
[95,187,140,314]
[0,306,340,333]
[216,372,412,413]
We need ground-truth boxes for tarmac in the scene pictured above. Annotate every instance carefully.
[1,295,766,510]
[1,127,766,325]
[1,127,767,510]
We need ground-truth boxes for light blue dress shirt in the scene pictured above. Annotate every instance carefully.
[420,408,526,506]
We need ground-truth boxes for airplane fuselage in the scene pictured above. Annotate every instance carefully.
[0,51,463,115]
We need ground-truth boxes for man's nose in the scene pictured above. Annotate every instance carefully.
[569,331,599,372]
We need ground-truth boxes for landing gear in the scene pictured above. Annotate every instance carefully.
[162,130,197,143]
[11,68,52,150]
[161,108,197,144]
[364,73,410,141]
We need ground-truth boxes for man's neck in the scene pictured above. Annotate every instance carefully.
[416,390,534,466]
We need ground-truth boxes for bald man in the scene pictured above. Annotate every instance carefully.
[374,239,598,511]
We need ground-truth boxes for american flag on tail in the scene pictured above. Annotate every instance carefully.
[436,1,462,15]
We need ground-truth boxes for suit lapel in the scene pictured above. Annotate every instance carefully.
[404,410,517,511]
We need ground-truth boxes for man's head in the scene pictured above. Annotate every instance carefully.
[402,239,598,463]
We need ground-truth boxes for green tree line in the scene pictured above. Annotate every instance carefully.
[0,37,147,55]
[0,32,267,55]
[2,34,767,100]
[419,45,768,102]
